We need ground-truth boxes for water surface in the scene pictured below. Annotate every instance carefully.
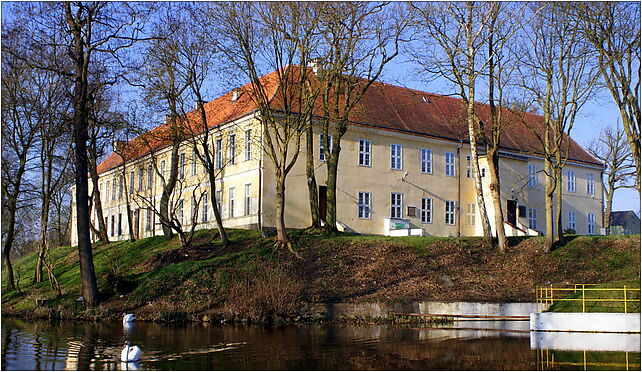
[1,318,639,370]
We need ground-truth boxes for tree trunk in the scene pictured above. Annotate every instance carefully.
[555,170,563,239]
[88,148,109,243]
[619,112,641,192]
[159,142,180,239]
[544,158,555,252]
[275,174,292,250]
[604,188,614,235]
[2,196,17,291]
[486,150,507,252]
[305,122,320,228]
[35,194,51,283]
[208,172,229,246]
[324,147,339,232]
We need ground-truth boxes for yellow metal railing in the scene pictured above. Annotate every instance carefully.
[535,284,641,313]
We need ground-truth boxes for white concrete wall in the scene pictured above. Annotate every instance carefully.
[530,331,640,352]
[530,312,641,333]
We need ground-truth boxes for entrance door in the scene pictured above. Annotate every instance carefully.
[319,185,327,222]
[133,209,140,239]
[506,200,517,226]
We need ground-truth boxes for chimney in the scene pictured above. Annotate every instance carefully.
[194,99,206,110]
[113,140,126,154]
[164,114,172,124]
[231,88,241,102]
[308,58,323,75]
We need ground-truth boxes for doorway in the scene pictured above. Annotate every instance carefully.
[506,200,517,226]
[319,185,327,222]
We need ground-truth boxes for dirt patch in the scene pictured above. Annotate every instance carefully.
[144,241,250,271]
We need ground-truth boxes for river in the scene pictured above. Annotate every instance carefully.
[1,318,639,370]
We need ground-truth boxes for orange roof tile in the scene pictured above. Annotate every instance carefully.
[97,67,601,175]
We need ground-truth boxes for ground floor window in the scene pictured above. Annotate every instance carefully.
[244,184,251,216]
[445,200,456,225]
[421,198,432,224]
[466,202,475,226]
[588,213,595,234]
[568,211,576,231]
[229,187,235,218]
[358,192,371,219]
[528,208,537,230]
[391,192,402,219]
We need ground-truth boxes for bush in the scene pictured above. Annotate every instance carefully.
[224,261,303,322]
[563,228,576,235]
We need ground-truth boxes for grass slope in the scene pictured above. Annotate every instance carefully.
[2,230,640,321]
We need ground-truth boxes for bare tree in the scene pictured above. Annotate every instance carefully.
[588,125,636,234]
[515,2,598,251]
[315,2,408,233]
[576,2,640,192]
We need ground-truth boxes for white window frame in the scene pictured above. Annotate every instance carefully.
[145,208,152,231]
[176,199,184,226]
[228,134,236,165]
[445,200,456,225]
[528,165,537,188]
[528,208,537,230]
[191,152,197,176]
[216,190,222,216]
[129,171,134,195]
[138,167,143,191]
[466,202,475,226]
[179,153,185,180]
[245,129,252,161]
[244,184,251,216]
[147,165,153,190]
[445,152,456,177]
[358,139,371,167]
[587,173,595,195]
[421,197,432,224]
[202,192,209,222]
[106,181,111,202]
[567,171,575,192]
[160,160,166,179]
[358,192,371,219]
[319,134,333,162]
[216,138,223,169]
[391,192,403,219]
[421,148,432,174]
[228,187,235,218]
[568,211,576,231]
[466,155,472,178]
[588,213,595,234]
[391,144,403,170]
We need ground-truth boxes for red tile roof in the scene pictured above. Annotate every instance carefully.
[97,67,601,174]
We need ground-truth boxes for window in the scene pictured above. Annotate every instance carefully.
[191,153,197,176]
[245,129,252,161]
[421,148,432,174]
[176,199,184,226]
[117,213,122,235]
[160,160,166,179]
[587,173,595,195]
[445,200,456,225]
[568,211,576,231]
[466,156,472,178]
[528,208,537,230]
[421,198,432,224]
[179,153,185,179]
[588,213,595,234]
[391,192,402,218]
[202,192,209,222]
[481,168,486,177]
[228,187,235,218]
[567,171,575,192]
[110,215,115,236]
[145,209,152,231]
[190,196,197,225]
[106,181,111,202]
[216,190,222,215]
[147,165,153,189]
[118,177,123,199]
[445,152,456,176]
[129,171,134,195]
[138,167,143,191]
[319,134,333,161]
[391,144,402,170]
[466,202,475,226]
[228,134,236,165]
[244,184,251,216]
[358,139,371,166]
[216,138,223,169]
[528,165,537,188]
[358,192,371,219]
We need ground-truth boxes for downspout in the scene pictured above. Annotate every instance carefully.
[600,170,605,234]
[257,116,264,237]
[457,141,463,237]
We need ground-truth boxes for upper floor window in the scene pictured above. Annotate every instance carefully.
[106,181,111,201]
[567,171,575,192]
[421,148,432,174]
[138,167,143,191]
[117,176,123,199]
[358,192,371,219]
[466,155,472,178]
[445,152,456,177]
[191,152,197,176]
[147,165,153,189]
[129,171,134,195]
[245,129,252,161]
[228,134,236,165]
[358,139,371,167]
[528,165,537,188]
[319,134,333,162]
[390,192,403,218]
[160,160,166,179]
[216,138,223,169]
[391,144,402,170]
[179,153,186,180]
[586,173,595,195]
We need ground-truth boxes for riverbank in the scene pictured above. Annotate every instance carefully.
[2,229,639,323]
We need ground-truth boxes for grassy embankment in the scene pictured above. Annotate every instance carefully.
[1,229,639,322]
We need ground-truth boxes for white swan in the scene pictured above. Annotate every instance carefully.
[121,341,141,362]
[123,313,135,324]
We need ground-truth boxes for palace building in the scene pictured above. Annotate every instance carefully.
[70,68,604,245]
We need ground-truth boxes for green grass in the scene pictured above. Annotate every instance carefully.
[546,279,641,313]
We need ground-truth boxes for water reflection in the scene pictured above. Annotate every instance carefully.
[1,318,639,370]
